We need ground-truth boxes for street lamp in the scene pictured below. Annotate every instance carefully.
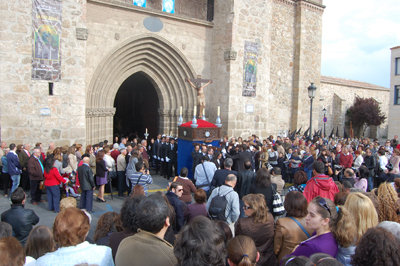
[322,107,327,138]
[307,83,317,138]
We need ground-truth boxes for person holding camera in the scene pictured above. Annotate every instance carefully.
[126,160,152,195]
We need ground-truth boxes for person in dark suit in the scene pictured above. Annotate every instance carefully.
[236,160,256,199]
[192,144,202,177]
[27,147,44,204]
[152,134,162,174]
[231,144,253,172]
[167,138,178,179]
[77,156,95,212]
[211,158,237,188]
[160,136,169,179]
[165,182,185,233]
[18,144,31,191]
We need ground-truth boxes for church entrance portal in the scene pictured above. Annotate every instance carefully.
[113,72,159,139]
[85,34,197,144]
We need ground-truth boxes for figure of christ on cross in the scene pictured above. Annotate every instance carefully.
[186,75,213,118]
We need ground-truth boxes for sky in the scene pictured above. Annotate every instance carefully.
[321,0,400,88]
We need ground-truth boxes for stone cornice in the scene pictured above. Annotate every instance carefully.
[86,107,116,117]
[87,0,214,28]
[321,76,390,92]
[272,0,325,12]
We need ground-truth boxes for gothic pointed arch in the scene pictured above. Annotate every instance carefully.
[86,34,197,144]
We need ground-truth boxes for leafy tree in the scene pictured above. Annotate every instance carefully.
[346,96,386,137]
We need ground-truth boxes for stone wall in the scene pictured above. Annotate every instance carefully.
[0,0,86,148]
[388,46,400,138]
[320,76,389,139]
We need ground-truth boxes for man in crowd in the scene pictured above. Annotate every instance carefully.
[119,137,127,150]
[165,182,185,233]
[167,138,178,179]
[1,187,39,245]
[27,147,44,205]
[153,134,162,174]
[303,161,339,202]
[117,148,127,196]
[206,174,240,230]
[19,144,30,190]
[7,143,22,195]
[194,156,217,194]
[236,160,256,199]
[77,156,95,212]
[127,161,153,195]
[191,144,202,177]
[211,158,237,188]
[115,194,177,266]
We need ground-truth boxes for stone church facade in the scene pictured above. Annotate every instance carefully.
[0,0,389,146]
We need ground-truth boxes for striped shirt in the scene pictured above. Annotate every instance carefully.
[127,172,153,195]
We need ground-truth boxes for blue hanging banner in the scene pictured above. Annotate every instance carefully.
[162,0,175,14]
[133,0,146,8]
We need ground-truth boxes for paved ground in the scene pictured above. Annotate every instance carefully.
[0,172,170,240]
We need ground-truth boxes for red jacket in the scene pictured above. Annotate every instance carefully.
[303,174,339,203]
[44,167,67,187]
[339,153,353,168]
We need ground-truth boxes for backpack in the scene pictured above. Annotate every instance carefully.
[208,188,233,221]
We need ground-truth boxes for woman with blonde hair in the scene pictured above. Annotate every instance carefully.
[227,235,260,266]
[376,182,400,222]
[235,194,276,265]
[344,192,378,242]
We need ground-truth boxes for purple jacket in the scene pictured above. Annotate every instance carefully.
[288,232,338,258]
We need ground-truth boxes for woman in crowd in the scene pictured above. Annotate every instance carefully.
[317,148,332,175]
[227,235,259,266]
[185,189,208,223]
[352,227,400,266]
[389,148,400,179]
[377,148,389,185]
[84,145,96,175]
[287,170,308,193]
[175,167,197,204]
[52,148,64,175]
[75,144,83,164]
[353,150,364,169]
[109,195,144,260]
[235,194,276,265]
[36,207,114,266]
[274,191,312,261]
[43,156,68,213]
[103,146,116,179]
[288,196,355,259]
[376,182,400,222]
[354,166,369,192]
[66,146,78,174]
[174,216,226,266]
[330,206,357,266]
[94,212,123,246]
[250,168,276,214]
[0,236,25,266]
[344,192,378,242]
[25,225,55,264]
[95,150,108,202]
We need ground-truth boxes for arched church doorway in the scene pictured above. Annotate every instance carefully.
[85,34,197,145]
[113,72,159,139]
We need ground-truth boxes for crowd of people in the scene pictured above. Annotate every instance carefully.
[0,133,400,265]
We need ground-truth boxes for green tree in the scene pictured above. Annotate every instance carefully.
[346,96,386,137]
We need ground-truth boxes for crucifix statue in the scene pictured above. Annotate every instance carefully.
[186,75,212,118]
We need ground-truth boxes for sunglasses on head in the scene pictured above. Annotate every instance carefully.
[317,198,331,217]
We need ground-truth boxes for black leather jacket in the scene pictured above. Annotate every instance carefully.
[1,204,39,244]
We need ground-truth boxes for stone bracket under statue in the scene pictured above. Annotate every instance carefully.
[177,119,221,179]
